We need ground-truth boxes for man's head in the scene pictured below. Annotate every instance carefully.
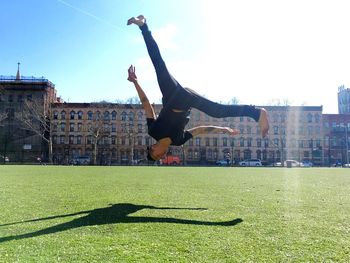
[147,143,168,161]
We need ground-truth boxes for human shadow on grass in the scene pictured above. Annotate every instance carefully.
[0,203,243,243]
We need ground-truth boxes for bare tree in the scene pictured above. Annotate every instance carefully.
[126,96,141,104]
[15,99,54,163]
[219,97,240,105]
[266,98,292,106]
[87,104,112,165]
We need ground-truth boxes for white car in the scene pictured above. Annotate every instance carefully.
[239,159,262,167]
[284,160,301,167]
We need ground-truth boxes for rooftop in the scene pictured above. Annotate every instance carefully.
[0,75,55,88]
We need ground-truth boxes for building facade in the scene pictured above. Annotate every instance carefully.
[338,85,350,114]
[322,114,350,166]
[49,102,325,166]
[0,73,57,163]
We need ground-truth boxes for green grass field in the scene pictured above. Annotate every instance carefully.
[0,166,349,262]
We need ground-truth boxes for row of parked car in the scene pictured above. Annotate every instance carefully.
[216,159,263,166]
[216,159,316,167]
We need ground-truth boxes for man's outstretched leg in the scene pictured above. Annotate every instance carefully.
[182,88,270,137]
[127,15,181,104]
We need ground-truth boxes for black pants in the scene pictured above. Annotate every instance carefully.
[140,24,260,122]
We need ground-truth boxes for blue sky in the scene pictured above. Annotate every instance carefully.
[1,0,350,113]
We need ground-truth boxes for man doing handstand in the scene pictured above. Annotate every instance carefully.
[127,15,269,162]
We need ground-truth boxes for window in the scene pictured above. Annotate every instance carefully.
[145,137,150,146]
[70,111,75,120]
[104,111,110,121]
[280,114,286,123]
[257,138,262,147]
[273,138,279,146]
[222,137,227,147]
[87,136,92,145]
[77,136,82,144]
[205,137,210,146]
[112,123,117,132]
[315,114,320,123]
[61,111,66,120]
[137,111,143,121]
[316,139,321,147]
[273,126,279,135]
[17,95,23,102]
[60,135,65,144]
[111,136,116,145]
[121,111,127,121]
[137,136,142,145]
[264,139,269,147]
[129,112,134,121]
[247,138,252,147]
[231,138,235,147]
[240,137,244,147]
[309,139,313,148]
[8,95,13,102]
[61,123,66,132]
[138,124,142,133]
[96,111,101,120]
[208,149,213,159]
[213,138,218,147]
[69,135,74,144]
[246,126,251,134]
[307,113,313,123]
[195,137,201,146]
[112,111,117,120]
[88,111,93,120]
[121,123,127,132]
[194,149,199,159]
[78,111,83,120]
[281,127,286,135]
[70,123,74,132]
[78,123,82,132]
[53,111,58,120]
[188,149,193,159]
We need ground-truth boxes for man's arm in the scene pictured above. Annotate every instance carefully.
[187,126,239,137]
[127,65,156,119]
